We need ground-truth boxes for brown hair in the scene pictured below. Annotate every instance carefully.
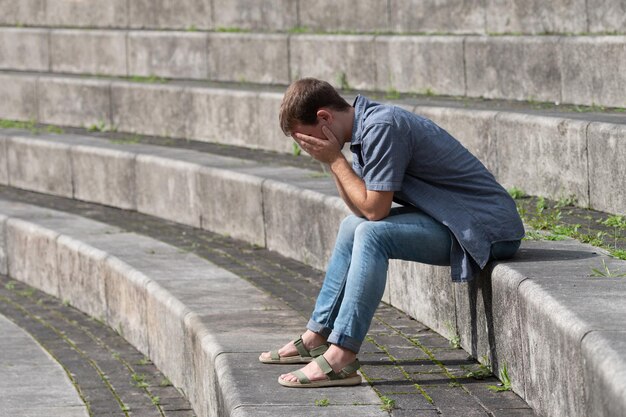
[279,78,351,136]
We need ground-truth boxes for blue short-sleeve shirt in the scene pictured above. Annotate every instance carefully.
[350,95,525,282]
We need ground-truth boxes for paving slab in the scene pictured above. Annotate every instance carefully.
[0,313,88,417]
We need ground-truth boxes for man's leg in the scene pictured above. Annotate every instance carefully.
[307,214,366,338]
[280,207,451,383]
[260,214,365,361]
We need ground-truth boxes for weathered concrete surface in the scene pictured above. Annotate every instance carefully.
[187,87,259,148]
[46,0,128,28]
[413,107,499,175]
[135,155,200,227]
[495,113,589,206]
[256,92,292,154]
[0,214,6,275]
[299,0,389,33]
[560,37,626,109]
[0,28,49,72]
[376,36,465,96]
[50,30,127,76]
[582,331,626,417]
[129,0,212,29]
[0,138,6,187]
[262,180,347,270]
[128,31,208,80]
[0,314,89,417]
[0,74,38,122]
[0,0,45,26]
[56,235,109,320]
[6,218,60,297]
[485,0,587,34]
[207,33,289,85]
[465,36,562,103]
[390,0,485,34]
[588,122,626,216]
[587,0,626,33]
[71,145,137,210]
[387,261,456,339]
[111,82,191,138]
[38,77,112,128]
[6,136,73,198]
[212,0,297,31]
[195,167,265,247]
[290,35,377,90]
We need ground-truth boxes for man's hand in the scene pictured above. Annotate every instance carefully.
[293,126,343,164]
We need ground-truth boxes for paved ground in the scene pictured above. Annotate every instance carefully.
[0,185,536,416]
[0,274,195,417]
[0,310,88,417]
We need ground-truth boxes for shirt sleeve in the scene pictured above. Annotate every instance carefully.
[360,122,410,191]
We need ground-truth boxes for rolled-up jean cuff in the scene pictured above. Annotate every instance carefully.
[327,331,361,353]
[306,319,332,338]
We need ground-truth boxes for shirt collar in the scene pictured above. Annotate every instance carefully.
[350,95,367,145]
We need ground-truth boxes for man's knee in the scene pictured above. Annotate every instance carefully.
[339,214,366,235]
[353,220,387,245]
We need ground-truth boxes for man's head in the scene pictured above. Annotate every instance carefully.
[279,78,351,140]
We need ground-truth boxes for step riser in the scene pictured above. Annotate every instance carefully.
[2,30,624,107]
[0,0,623,34]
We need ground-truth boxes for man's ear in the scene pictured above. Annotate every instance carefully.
[316,109,333,123]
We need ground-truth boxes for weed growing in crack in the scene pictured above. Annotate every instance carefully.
[590,259,626,278]
[488,363,512,392]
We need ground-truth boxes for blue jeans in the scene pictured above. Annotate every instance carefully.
[306,206,520,353]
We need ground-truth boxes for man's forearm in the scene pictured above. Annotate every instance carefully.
[332,171,365,217]
[329,156,392,221]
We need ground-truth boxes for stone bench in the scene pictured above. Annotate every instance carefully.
[1,129,625,416]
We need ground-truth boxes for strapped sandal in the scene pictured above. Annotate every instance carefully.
[278,355,362,388]
[259,336,329,364]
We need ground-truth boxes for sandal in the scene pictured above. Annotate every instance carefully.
[259,336,329,364]
[278,355,362,388]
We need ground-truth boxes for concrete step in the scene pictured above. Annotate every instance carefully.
[0,198,386,417]
[0,129,625,417]
[0,0,623,34]
[1,28,624,107]
[1,72,625,215]
[0,312,89,417]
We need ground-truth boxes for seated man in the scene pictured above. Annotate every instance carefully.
[259,78,524,388]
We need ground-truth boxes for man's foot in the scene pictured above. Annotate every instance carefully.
[259,330,327,363]
[278,344,358,384]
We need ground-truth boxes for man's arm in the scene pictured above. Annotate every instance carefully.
[295,126,393,221]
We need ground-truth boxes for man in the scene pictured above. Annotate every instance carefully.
[259,78,524,388]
